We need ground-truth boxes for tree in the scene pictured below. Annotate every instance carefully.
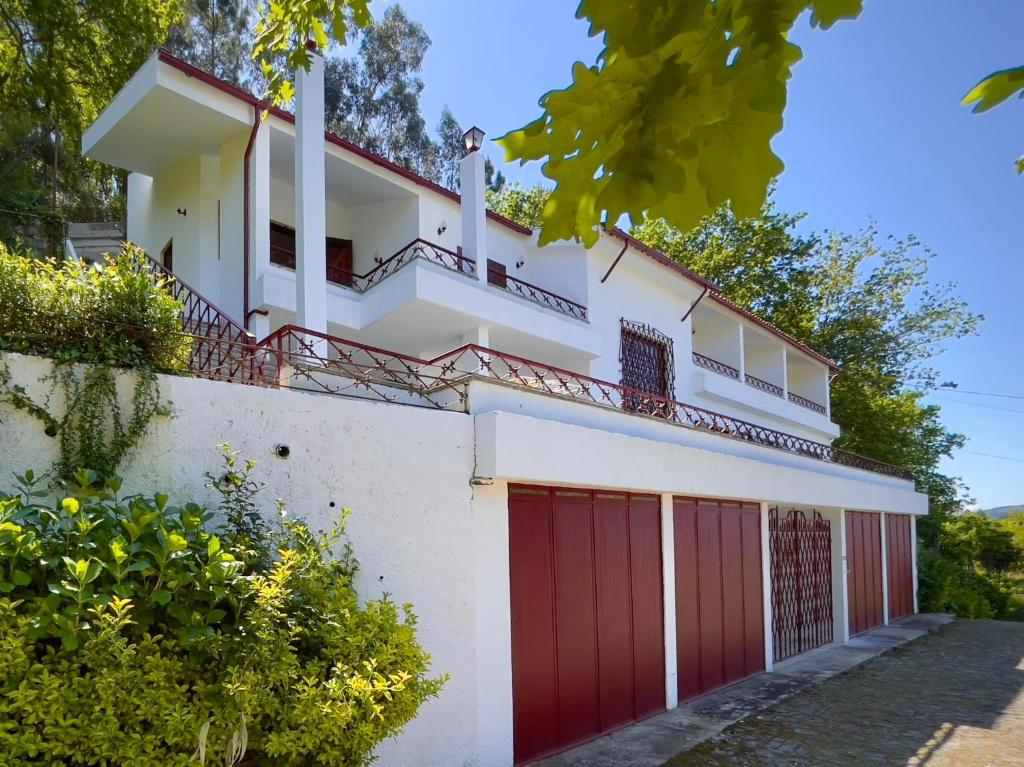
[167,0,258,88]
[324,6,438,179]
[942,513,1021,574]
[486,183,551,229]
[495,0,865,246]
[436,106,464,191]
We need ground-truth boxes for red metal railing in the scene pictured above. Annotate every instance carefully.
[487,264,588,321]
[693,351,740,380]
[745,373,784,398]
[141,257,262,383]
[788,391,827,415]
[270,244,358,288]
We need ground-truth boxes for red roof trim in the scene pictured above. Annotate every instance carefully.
[155,50,532,237]
[606,227,839,371]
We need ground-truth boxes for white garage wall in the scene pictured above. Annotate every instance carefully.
[0,352,484,767]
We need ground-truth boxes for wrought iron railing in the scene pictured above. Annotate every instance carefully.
[692,351,740,380]
[141,256,261,383]
[745,373,784,398]
[270,244,358,288]
[788,391,827,415]
[358,239,475,290]
[487,265,588,321]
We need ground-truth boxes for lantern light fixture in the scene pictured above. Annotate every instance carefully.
[463,126,485,153]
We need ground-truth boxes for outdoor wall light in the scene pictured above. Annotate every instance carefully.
[176,207,187,216]
[469,476,494,486]
[437,219,447,236]
[463,126,485,153]
[274,443,291,459]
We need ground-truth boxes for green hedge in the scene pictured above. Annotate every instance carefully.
[0,241,191,372]
[0,452,444,765]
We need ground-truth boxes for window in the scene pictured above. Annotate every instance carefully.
[620,319,675,415]
[160,240,173,271]
[268,223,354,287]
[486,259,507,289]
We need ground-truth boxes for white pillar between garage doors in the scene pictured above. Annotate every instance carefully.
[760,502,774,672]
[660,493,678,708]
[911,514,920,614]
[880,512,890,625]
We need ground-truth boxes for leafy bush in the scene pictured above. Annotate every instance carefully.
[917,547,1014,620]
[0,241,191,371]
[0,452,444,765]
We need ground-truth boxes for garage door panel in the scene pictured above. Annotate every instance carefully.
[846,511,883,636]
[720,510,747,684]
[594,497,635,731]
[552,498,600,744]
[740,510,765,675]
[696,505,725,692]
[510,486,665,764]
[673,501,702,702]
[509,495,559,761]
[628,496,665,718]
[887,514,914,621]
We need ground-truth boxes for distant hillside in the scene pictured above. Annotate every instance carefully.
[980,505,1024,520]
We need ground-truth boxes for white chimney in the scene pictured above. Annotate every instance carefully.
[295,43,327,343]
[460,127,487,282]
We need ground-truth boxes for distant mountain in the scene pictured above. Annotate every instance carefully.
[980,505,1024,520]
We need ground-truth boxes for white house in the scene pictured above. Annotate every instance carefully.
[73,49,927,766]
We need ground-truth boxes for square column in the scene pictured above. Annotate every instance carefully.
[660,493,678,707]
[880,512,890,625]
[836,508,850,642]
[295,46,327,349]
[911,515,920,614]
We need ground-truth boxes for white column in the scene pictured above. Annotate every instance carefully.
[126,172,153,253]
[911,515,919,614]
[781,347,790,398]
[473,481,514,767]
[660,493,678,708]
[295,46,327,346]
[197,153,221,302]
[737,324,746,382]
[460,147,487,282]
[837,509,850,642]
[880,512,890,625]
[760,502,774,672]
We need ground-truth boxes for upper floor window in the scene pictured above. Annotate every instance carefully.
[269,222,353,287]
[620,320,675,411]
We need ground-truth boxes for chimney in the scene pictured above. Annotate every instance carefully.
[460,126,487,282]
[295,41,327,342]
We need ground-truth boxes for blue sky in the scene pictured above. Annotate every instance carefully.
[387,1,1022,508]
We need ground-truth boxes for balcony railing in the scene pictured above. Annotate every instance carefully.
[266,239,588,321]
[745,373,784,398]
[178,322,910,481]
[693,351,740,380]
[487,264,588,321]
[789,392,827,415]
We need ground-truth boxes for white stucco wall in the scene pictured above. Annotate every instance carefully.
[0,353,482,767]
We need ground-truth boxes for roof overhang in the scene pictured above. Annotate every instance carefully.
[83,53,256,175]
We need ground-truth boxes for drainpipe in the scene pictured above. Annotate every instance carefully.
[680,285,709,324]
[242,102,261,330]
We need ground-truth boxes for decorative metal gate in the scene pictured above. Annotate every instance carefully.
[769,508,833,662]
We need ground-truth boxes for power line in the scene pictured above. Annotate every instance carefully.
[939,386,1024,401]
[963,450,1024,465]
[933,397,1024,415]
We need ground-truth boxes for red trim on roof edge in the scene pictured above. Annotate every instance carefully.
[155,50,532,237]
[606,227,839,371]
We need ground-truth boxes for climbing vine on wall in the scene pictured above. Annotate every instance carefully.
[0,242,188,478]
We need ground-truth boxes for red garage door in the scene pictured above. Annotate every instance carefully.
[509,486,665,764]
[674,498,764,701]
[846,511,884,636]
[886,514,915,621]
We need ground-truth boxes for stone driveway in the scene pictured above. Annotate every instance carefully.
[667,618,1024,767]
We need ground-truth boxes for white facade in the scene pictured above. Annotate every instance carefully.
[69,51,930,766]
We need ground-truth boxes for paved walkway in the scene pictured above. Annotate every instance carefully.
[538,615,1024,767]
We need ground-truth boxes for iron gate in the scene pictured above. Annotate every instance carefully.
[769,508,833,662]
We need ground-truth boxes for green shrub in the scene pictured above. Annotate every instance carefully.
[917,547,1014,619]
[0,452,445,766]
[0,241,191,371]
